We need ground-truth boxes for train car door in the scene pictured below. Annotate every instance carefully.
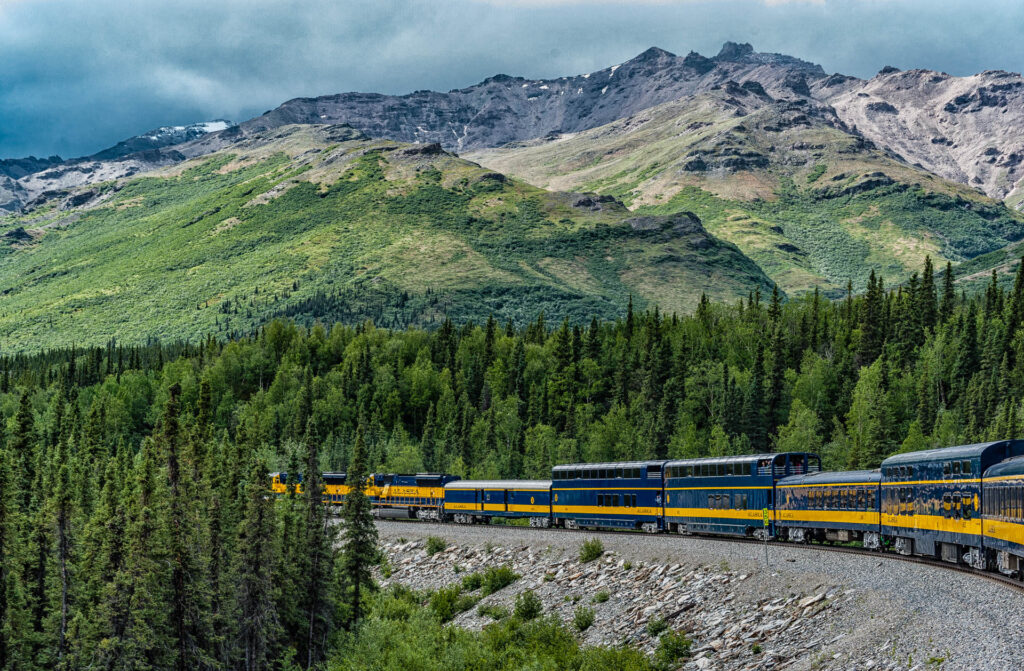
[504,489,510,512]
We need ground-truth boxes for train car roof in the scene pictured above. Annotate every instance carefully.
[881,440,1024,466]
[445,480,552,490]
[777,469,880,487]
[983,455,1024,479]
[665,452,814,467]
[552,460,667,471]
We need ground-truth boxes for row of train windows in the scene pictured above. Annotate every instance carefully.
[380,496,436,505]
[667,463,755,478]
[706,493,749,509]
[553,467,646,480]
[595,493,638,507]
[883,460,973,480]
[984,485,1024,520]
[799,488,875,511]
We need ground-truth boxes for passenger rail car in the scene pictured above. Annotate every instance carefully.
[444,480,552,527]
[664,453,819,539]
[776,470,881,548]
[551,461,665,532]
[881,440,1024,566]
[370,473,460,520]
[982,456,1024,577]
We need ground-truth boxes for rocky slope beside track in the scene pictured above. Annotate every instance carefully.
[375,522,1024,671]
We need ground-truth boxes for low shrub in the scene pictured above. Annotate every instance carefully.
[426,536,447,556]
[461,572,483,592]
[592,590,610,604]
[514,590,543,621]
[477,603,510,621]
[481,565,520,596]
[646,616,668,637]
[429,585,480,623]
[579,538,604,563]
[573,606,595,632]
[654,631,692,670]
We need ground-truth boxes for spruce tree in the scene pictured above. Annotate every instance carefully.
[940,262,956,323]
[300,425,335,668]
[235,457,281,671]
[340,425,377,630]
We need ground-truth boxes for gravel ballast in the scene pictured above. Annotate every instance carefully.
[372,521,1024,671]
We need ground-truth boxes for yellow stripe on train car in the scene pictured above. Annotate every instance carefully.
[983,518,1024,546]
[777,482,878,489]
[776,510,880,525]
[880,513,982,535]
[506,504,550,514]
[664,507,775,521]
[553,505,661,516]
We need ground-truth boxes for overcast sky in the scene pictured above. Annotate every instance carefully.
[2,0,1023,159]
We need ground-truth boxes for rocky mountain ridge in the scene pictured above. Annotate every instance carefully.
[0,120,234,211]
[5,42,1024,212]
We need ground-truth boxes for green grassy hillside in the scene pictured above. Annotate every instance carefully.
[0,124,773,352]
[467,89,1024,295]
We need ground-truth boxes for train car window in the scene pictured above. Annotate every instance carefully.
[867,490,875,510]
[612,494,619,507]
[943,462,951,478]
[726,464,734,476]
[857,490,866,509]
[961,461,971,476]
[952,461,961,476]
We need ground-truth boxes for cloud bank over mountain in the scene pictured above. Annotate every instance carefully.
[2,0,1023,158]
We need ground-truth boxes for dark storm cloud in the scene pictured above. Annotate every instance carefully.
[2,0,1023,159]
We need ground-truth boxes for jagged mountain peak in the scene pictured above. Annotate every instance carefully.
[715,41,754,61]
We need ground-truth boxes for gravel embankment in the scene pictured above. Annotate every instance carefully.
[373,521,1024,671]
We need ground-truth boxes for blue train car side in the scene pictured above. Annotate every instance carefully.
[663,453,819,538]
[881,440,1024,566]
[444,480,553,527]
[551,461,666,532]
[982,456,1024,577]
[776,470,881,547]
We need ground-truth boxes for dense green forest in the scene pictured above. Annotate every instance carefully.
[1,254,1023,669]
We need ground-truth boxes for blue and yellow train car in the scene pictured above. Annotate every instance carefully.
[551,461,666,532]
[370,473,460,520]
[881,440,1024,566]
[269,472,351,504]
[776,470,881,548]
[443,480,553,527]
[982,456,1024,577]
[663,453,819,539]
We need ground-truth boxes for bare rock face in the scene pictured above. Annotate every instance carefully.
[818,68,1024,202]
[239,43,826,156]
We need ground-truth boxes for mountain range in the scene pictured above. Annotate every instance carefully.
[3,42,1024,349]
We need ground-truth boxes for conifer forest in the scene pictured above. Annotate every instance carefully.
[0,253,1022,669]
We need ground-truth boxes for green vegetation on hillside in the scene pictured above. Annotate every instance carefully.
[466,92,1024,296]
[0,127,773,353]
[638,180,1024,296]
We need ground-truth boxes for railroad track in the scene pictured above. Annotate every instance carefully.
[373,517,1024,594]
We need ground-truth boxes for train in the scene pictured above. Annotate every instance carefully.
[269,439,1024,579]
